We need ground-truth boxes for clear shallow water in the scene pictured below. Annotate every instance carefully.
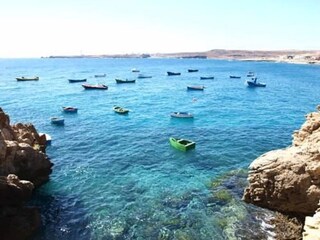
[1,58,320,239]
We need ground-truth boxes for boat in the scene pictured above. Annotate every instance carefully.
[16,76,39,81]
[247,72,255,77]
[94,74,106,78]
[68,79,87,83]
[188,69,198,72]
[39,133,52,145]
[62,106,78,113]
[131,68,140,72]
[137,74,152,79]
[246,78,266,87]
[230,75,241,79]
[169,137,196,151]
[167,71,181,76]
[113,106,129,114]
[170,112,194,118]
[187,86,205,91]
[82,84,108,90]
[115,79,136,84]
[200,76,214,80]
[51,117,64,125]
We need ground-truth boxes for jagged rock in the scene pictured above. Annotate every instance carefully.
[0,108,53,239]
[0,108,53,186]
[243,107,320,215]
[303,203,320,240]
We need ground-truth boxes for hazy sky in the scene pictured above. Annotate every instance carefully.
[0,0,319,57]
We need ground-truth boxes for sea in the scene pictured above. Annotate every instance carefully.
[1,58,319,240]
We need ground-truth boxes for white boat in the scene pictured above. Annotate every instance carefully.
[170,112,194,118]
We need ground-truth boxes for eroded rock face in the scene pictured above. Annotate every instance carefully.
[243,108,320,215]
[303,203,320,240]
[0,108,53,186]
[0,108,53,239]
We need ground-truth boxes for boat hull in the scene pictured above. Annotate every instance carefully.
[115,79,136,84]
[187,86,205,91]
[246,81,266,87]
[200,77,214,80]
[62,107,78,113]
[68,79,87,83]
[170,112,194,118]
[230,76,241,79]
[167,72,181,76]
[16,77,39,81]
[169,137,196,151]
[188,69,198,72]
[82,84,108,90]
[51,118,64,125]
[113,106,129,114]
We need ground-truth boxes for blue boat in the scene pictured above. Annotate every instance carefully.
[246,78,266,87]
[200,76,214,80]
[51,117,64,125]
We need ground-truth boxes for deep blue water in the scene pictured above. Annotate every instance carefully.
[1,58,320,239]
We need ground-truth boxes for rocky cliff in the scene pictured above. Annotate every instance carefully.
[243,106,320,238]
[0,108,53,239]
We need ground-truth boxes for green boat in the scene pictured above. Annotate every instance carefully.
[113,106,129,114]
[169,137,196,151]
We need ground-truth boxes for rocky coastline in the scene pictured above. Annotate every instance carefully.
[243,106,320,239]
[0,108,53,239]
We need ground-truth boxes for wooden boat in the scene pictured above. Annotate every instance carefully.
[200,76,214,80]
[115,79,136,84]
[230,75,241,79]
[188,69,198,72]
[131,68,140,72]
[169,137,196,151]
[137,74,152,79]
[39,133,52,145]
[170,112,194,118]
[51,117,64,125]
[187,86,205,91]
[94,74,106,78]
[167,71,181,76]
[113,106,129,114]
[62,106,78,113]
[16,76,39,81]
[246,78,266,87]
[68,79,87,83]
[82,84,108,90]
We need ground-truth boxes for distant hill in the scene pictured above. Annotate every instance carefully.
[47,49,320,64]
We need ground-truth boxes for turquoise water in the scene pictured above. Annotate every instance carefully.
[1,58,320,239]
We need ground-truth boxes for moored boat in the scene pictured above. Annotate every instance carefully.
[170,112,194,118]
[246,78,266,87]
[82,84,108,90]
[187,85,205,91]
[200,76,214,80]
[230,75,241,79]
[247,72,255,77]
[113,106,129,114]
[51,117,64,125]
[167,71,181,76]
[94,74,106,78]
[16,76,39,81]
[169,137,196,151]
[188,69,199,72]
[62,106,78,113]
[68,79,87,83]
[115,79,136,84]
[131,68,140,72]
[137,74,152,79]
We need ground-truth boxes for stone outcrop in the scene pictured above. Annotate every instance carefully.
[0,108,52,186]
[303,203,320,240]
[0,108,53,239]
[243,108,320,215]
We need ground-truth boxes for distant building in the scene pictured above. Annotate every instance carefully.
[287,55,294,59]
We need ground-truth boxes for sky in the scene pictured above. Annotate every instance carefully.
[0,0,319,57]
